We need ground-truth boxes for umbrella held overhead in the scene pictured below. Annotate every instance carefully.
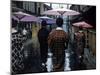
[38,16,56,24]
[72,21,93,28]
[12,11,39,22]
[41,8,80,16]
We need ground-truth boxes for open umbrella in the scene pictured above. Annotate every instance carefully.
[41,8,80,16]
[12,11,39,33]
[42,8,80,44]
[72,21,93,48]
[38,16,52,19]
[12,11,39,22]
[38,16,56,24]
[72,21,93,28]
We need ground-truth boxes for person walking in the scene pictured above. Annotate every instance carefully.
[73,27,86,70]
[38,20,49,71]
[48,17,69,71]
[11,22,25,74]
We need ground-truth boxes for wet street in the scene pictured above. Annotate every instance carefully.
[46,51,71,72]
[11,22,96,74]
[46,47,85,72]
[28,24,95,73]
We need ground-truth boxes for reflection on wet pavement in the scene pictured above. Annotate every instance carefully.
[46,52,71,72]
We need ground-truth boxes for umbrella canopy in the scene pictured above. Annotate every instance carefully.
[39,16,52,19]
[12,11,39,22]
[41,8,80,16]
[72,21,93,28]
[12,15,19,21]
[38,16,56,24]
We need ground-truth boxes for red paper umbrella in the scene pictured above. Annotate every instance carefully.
[72,21,93,28]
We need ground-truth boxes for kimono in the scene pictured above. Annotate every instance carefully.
[74,31,85,57]
[48,27,68,71]
[11,31,25,74]
[74,31,86,67]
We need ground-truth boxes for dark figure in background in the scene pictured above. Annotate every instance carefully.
[48,17,68,71]
[23,38,42,73]
[38,20,49,71]
[27,29,32,39]
[73,27,86,70]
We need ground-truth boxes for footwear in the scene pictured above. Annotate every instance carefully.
[42,63,45,66]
